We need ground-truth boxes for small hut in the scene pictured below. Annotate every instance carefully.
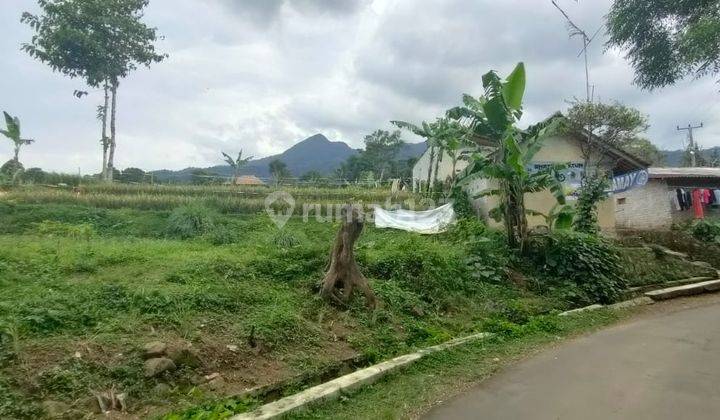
[234,175,265,186]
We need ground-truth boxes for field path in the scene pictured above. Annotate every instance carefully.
[424,294,720,420]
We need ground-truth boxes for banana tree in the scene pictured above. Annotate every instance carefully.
[1,111,35,167]
[222,149,254,180]
[450,63,566,252]
[391,119,438,192]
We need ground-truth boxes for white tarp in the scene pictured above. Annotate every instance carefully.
[374,203,456,234]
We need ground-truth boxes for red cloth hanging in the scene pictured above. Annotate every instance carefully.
[692,189,705,219]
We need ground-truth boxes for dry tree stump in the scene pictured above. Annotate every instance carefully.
[320,205,377,309]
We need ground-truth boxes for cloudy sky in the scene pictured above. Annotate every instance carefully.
[1,0,718,173]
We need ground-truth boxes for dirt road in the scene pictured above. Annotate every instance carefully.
[425,294,720,420]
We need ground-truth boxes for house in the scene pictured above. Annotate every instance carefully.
[412,129,649,231]
[615,167,720,230]
[233,175,265,186]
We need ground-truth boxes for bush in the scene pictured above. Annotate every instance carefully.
[528,232,626,305]
[690,219,720,244]
[36,220,96,240]
[166,204,216,239]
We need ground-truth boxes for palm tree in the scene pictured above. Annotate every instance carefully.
[222,149,254,180]
[448,63,566,252]
[1,111,35,168]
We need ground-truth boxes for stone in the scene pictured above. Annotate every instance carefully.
[42,400,70,418]
[142,341,167,359]
[153,383,171,395]
[167,345,201,368]
[226,344,239,352]
[144,357,176,378]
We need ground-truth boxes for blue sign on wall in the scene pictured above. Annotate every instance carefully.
[612,169,649,194]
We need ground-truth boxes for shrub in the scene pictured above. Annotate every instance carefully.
[450,186,475,219]
[166,204,216,239]
[690,219,720,244]
[528,232,626,305]
[573,176,609,234]
[205,225,240,245]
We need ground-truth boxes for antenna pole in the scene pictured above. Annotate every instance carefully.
[551,0,593,102]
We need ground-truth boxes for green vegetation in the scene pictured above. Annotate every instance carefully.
[607,0,720,89]
[0,182,712,418]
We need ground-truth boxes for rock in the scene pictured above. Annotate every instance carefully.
[142,341,167,359]
[226,344,239,353]
[42,400,70,418]
[204,372,221,382]
[167,345,201,368]
[144,357,176,377]
[201,375,226,392]
[153,383,171,395]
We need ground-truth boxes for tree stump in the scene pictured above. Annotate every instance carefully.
[320,205,377,309]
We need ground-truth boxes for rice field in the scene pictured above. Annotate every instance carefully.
[2,184,434,215]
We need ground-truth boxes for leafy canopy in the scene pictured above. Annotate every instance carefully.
[606,0,720,88]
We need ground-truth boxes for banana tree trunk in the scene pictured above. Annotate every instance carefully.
[426,146,435,193]
[433,147,443,188]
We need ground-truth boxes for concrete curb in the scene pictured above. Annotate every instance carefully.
[644,279,720,301]
[231,332,493,420]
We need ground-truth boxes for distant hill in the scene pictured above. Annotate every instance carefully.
[663,146,720,166]
[151,134,427,182]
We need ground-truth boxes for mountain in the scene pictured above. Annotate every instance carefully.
[151,134,427,182]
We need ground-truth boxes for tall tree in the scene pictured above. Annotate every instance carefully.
[222,149,254,179]
[22,0,166,182]
[392,119,443,192]
[362,130,403,182]
[606,0,720,89]
[624,137,665,165]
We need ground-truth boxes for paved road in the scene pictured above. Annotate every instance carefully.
[425,297,720,420]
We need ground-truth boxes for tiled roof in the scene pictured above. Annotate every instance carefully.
[648,167,720,178]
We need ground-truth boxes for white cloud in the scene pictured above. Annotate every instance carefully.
[0,0,718,173]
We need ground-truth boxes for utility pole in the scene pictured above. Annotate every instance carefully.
[677,123,703,167]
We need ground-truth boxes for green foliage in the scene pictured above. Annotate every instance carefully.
[269,159,291,185]
[690,219,720,244]
[528,232,626,305]
[36,220,96,239]
[450,186,475,219]
[162,397,259,420]
[166,204,217,239]
[449,63,567,251]
[573,176,610,234]
[607,0,720,88]
[222,149,253,179]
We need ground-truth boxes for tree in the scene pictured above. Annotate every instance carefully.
[269,159,291,186]
[191,169,216,185]
[300,170,324,184]
[624,137,665,165]
[392,119,444,192]
[449,63,567,252]
[222,149,254,179]
[362,130,403,182]
[1,112,35,180]
[564,100,649,173]
[606,0,720,89]
[23,0,167,182]
[119,167,146,183]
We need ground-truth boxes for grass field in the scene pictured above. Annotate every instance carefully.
[0,186,715,419]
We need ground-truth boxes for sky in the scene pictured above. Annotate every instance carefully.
[0,0,719,173]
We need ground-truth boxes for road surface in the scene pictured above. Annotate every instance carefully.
[425,295,720,420]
